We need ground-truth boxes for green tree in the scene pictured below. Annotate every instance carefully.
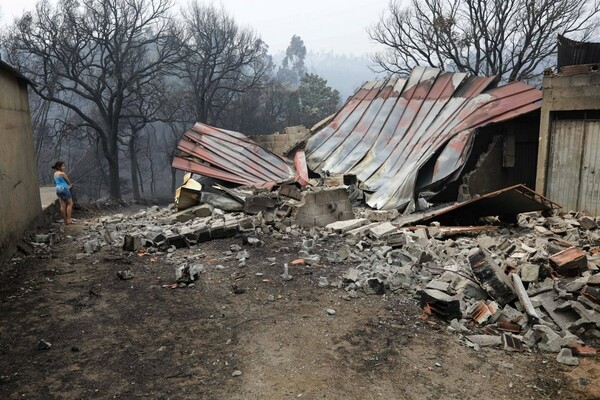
[276,35,306,88]
[296,73,340,128]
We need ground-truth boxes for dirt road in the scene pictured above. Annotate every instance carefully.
[1,208,598,399]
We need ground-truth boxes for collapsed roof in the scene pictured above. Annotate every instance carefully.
[173,123,305,189]
[304,66,542,211]
[172,67,542,211]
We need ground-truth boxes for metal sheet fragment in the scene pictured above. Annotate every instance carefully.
[172,123,298,189]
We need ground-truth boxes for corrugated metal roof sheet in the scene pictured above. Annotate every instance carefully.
[172,123,297,189]
[305,66,542,211]
[557,35,600,70]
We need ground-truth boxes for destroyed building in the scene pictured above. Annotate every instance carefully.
[536,35,600,214]
[172,66,544,223]
[0,61,42,264]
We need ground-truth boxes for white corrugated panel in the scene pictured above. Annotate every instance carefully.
[579,121,600,214]
[546,120,585,211]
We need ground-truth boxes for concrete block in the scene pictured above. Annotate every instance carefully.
[468,248,517,306]
[173,208,196,223]
[366,209,399,222]
[556,348,579,366]
[210,220,239,239]
[326,218,368,233]
[123,235,142,251]
[347,222,380,237]
[279,184,303,200]
[369,222,397,239]
[166,234,188,249]
[244,195,277,214]
[418,289,463,320]
[192,204,213,218]
[519,263,540,283]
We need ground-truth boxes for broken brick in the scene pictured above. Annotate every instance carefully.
[468,248,517,306]
[549,246,587,277]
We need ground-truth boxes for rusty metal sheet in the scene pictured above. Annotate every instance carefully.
[304,66,542,210]
[413,184,560,225]
[172,123,297,189]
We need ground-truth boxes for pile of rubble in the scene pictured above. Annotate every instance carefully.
[37,186,598,366]
[321,212,600,365]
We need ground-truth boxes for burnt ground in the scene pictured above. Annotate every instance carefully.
[0,206,599,400]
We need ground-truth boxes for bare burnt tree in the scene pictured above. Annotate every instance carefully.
[178,2,271,125]
[5,0,180,200]
[122,71,178,201]
[369,0,600,82]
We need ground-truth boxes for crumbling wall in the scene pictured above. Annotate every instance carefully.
[0,67,42,265]
[250,126,310,157]
[293,188,354,227]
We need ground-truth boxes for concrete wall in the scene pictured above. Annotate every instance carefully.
[250,126,310,157]
[0,67,41,264]
[293,188,354,227]
[536,72,600,194]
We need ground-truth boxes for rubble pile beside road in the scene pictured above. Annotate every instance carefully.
[50,186,598,366]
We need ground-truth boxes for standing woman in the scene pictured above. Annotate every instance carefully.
[51,161,74,224]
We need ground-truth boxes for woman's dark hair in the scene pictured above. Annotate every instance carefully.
[51,161,65,170]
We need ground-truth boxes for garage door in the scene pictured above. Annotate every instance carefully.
[547,119,600,213]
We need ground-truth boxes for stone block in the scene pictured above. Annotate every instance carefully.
[201,192,243,212]
[166,234,188,249]
[194,226,211,243]
[238,217,256,232]
[556,348,579,366]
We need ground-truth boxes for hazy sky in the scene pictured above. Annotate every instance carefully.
[1,0,391,55]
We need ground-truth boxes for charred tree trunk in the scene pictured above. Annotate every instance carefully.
[129,135,141,201]
[171,168,177,195]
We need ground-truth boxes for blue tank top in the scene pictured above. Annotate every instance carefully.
[54,176,69,189]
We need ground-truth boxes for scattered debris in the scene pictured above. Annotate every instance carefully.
[556,348,579,366]
[36,339,52,350]
[281,263,293,281]
[117,270,134,280]
[549,246,587,277]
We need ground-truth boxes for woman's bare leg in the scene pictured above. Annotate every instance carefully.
[66,199,73,224]
[59,199,67,224]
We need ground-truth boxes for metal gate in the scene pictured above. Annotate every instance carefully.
[547,119,600,213]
